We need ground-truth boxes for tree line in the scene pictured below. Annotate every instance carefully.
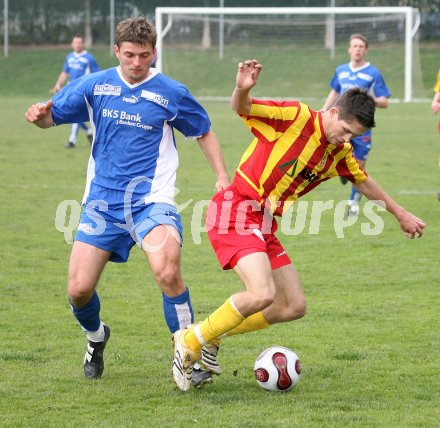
[3,0,439,45]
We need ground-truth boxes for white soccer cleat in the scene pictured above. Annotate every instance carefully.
[172,329,200,392]
[201,339,222,375]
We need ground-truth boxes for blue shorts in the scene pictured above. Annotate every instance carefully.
[351,134,372,161]
[75,200,183,263]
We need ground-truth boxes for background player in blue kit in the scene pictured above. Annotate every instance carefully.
[25,17,230,386]
[322,34,391,216]
[53,35,100,148]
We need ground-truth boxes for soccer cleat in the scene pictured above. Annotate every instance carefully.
[65,141,75,148]
[201,339,222,375]
[87,133,93,145]
[191,365,213,388]
[83,324,111,379]
[339,176,348,185]
[172,329,200,392]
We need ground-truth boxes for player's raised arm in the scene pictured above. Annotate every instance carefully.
[230,59,262,115]
[25,100,55,129]
[355,176,426,239]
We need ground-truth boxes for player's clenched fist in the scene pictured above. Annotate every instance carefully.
[25,100,54,128]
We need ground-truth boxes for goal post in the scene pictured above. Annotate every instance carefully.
[155,7,421,102]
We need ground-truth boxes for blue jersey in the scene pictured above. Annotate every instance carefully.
[51,67,211,207]
[329,62,390,143]
[63,51,100,82]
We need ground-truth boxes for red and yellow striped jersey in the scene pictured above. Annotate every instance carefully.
[434,69,440,92]
[232,99,367,216]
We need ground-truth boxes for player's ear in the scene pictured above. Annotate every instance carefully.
[329,106,339,119]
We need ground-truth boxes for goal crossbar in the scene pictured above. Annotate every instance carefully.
[155,7,420,102]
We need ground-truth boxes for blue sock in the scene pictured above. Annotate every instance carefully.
[162,288,194,333]
[350,186,362,203]
[70,292,101,332]
[78,122,88,131]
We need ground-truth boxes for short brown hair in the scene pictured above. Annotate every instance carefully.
[335,87,376,129]
[115,17,157,48]
[349,34,368,48]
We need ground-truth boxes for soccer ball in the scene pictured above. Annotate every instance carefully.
[253,346,301,392]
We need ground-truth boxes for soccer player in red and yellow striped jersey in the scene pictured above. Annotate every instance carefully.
[233,97,367,217]
[172,59,426,392]
[432,69,440,114]
[431,69,440,201]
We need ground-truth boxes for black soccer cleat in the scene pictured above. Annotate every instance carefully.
[65,141,76,149]
[339,176,348,185]
[191,366,213,389]
[83,324,111,379]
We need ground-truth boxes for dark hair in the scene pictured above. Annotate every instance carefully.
[115,17,157,48]
[334,88,376,129]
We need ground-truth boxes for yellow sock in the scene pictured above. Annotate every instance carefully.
[185,297,244,353]
[225,311,270,337]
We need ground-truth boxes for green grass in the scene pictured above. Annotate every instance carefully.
[1,42,439,99]
[1,49,440,427]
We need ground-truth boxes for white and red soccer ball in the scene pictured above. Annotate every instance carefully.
[253,346,301,392]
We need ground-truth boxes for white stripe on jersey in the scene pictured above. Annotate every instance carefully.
[144,123,178,207]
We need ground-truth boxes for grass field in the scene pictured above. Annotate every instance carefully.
[1,42,439,100]
[1,47,440,427]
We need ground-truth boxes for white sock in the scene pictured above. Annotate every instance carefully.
[85,322,105,343]
[68,124,80,143]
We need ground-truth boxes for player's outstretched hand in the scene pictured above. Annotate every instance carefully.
[236,59,262,91]
[398,210,426,239]
[25,100,53,125]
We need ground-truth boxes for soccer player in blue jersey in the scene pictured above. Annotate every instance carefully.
[322,34,391,216]
[52,35,100,148]
[25,17,230,386]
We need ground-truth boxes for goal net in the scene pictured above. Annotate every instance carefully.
[155,7,424,103]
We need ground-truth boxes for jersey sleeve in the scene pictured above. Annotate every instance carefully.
[168,87,211,138]
[51,75,92,125]
[62,56,70,73]
[329,70,341,92]
[239,99,300,143]
[89,55,100,73]
[371,70,391,98]
[336,147,368,184]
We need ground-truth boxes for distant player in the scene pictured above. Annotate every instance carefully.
[431,68,440,201]
[322,34,391,216]
[53,35,100,148]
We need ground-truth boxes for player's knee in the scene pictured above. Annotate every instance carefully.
[153,265,182,293]
[67,277,94,305]
[284,297,307,321]
[250,288,276,312]
[67,281,94,307]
